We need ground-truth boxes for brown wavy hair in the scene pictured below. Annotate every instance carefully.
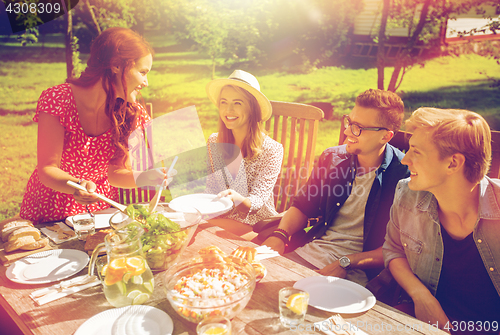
[217,85,265,159]
[355,89,405,132]
[66,27,153,163]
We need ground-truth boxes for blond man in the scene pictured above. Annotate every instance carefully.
[383,108,500,334]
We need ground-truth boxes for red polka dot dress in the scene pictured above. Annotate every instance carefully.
[20,83,150,223]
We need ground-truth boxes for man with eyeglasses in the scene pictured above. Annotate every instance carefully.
[263,89,410,286]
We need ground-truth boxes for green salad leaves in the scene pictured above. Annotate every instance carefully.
[125,204,191,271]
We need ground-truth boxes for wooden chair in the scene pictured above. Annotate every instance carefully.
[253,101,323,235]
[266,101,324,212]
[118,103,156,204]
[489,131,500,178]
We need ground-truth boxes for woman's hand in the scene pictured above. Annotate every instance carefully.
[135,168,177,188]
[72,180,99,205]
[217,189,245,205]
[217,189,252,214]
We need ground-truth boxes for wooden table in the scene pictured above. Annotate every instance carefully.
[0,223,446,335]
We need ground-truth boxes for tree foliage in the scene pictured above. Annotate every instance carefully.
[376,0,499,92]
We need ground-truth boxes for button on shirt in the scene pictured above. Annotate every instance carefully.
[383,177,500,297]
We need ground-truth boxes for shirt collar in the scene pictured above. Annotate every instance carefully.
[415,177,500,220]
[350,144,391,177]
[478,177,500,219]
[378,144,393,174]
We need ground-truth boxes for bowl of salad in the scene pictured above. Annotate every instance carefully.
[163,254,256,323]
[110,204,201,272]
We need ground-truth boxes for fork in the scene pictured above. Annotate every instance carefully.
[313,315,357,335]
[332,314,356,335]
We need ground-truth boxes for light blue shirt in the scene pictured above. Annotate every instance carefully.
[383,177,500,297]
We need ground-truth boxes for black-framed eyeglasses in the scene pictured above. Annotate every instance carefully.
[344,116,389,137]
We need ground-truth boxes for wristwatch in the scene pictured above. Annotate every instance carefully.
[339,256,351,270]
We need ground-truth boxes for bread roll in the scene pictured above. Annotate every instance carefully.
[2,219,34,242]
[8,226,41,242]
[21,238,49,251]
[4,236,37,252]
[252,261,267,282]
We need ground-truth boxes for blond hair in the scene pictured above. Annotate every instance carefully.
[217,85,265,159]
[406,107,491,183]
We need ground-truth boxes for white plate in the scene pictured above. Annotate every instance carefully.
[5,249,89,285]
[294,276,376,313]
[75,305,173,335]
[169,193,232,217]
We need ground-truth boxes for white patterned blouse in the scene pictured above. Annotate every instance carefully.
[205,133,283,225]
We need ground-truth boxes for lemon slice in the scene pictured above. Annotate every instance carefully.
[143,280,154,293]
[110,257,127,270]
[132,292,150,305]
[116,281,127,295]
[122,272,132,284]
[126,256,146,275]
[201,326,227,335]
[132,275,143,285]
[127,290,142,300]
[286,293,308,315]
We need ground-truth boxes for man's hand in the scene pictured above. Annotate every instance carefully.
[72,180,99,205]
[316,260,347,278]
[262,236,286,255]
[414,293,451,333]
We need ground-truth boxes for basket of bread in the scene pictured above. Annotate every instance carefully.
[1,219,48,253]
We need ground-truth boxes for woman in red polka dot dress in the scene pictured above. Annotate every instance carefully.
[20,28,165,224]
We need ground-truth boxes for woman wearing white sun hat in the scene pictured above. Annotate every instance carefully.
[205,70,284,239]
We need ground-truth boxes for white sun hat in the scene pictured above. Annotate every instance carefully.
[206,70,272,122]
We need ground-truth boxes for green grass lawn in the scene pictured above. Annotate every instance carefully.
[1,33,499,221]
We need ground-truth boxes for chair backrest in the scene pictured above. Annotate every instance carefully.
[489,131,500,179]
[118,103,156,205]
[266,101,324,212]
[338,114,411,152]
[339,115,500,179]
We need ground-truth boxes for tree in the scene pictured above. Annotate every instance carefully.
[377,0,391,90]
[169,0,274,77]
[185,0,228,79]
[376,0,499,92]
[387,0,433,92]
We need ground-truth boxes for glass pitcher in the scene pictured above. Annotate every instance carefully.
[89,222,154,308]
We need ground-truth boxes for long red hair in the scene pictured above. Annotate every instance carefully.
[67,27,153,162]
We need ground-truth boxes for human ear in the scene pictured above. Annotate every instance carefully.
[382,130,394,143]
[448,153,466,173]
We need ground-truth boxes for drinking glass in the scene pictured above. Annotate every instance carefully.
[72,213,95,240]
[279,287,309,328]
[197,317,232,335]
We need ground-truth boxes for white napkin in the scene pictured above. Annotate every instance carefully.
[65,208,118,229]
[313,315,368,335]
[255,245,280,261]
[30,275,100,306]
[40,222,77,244]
